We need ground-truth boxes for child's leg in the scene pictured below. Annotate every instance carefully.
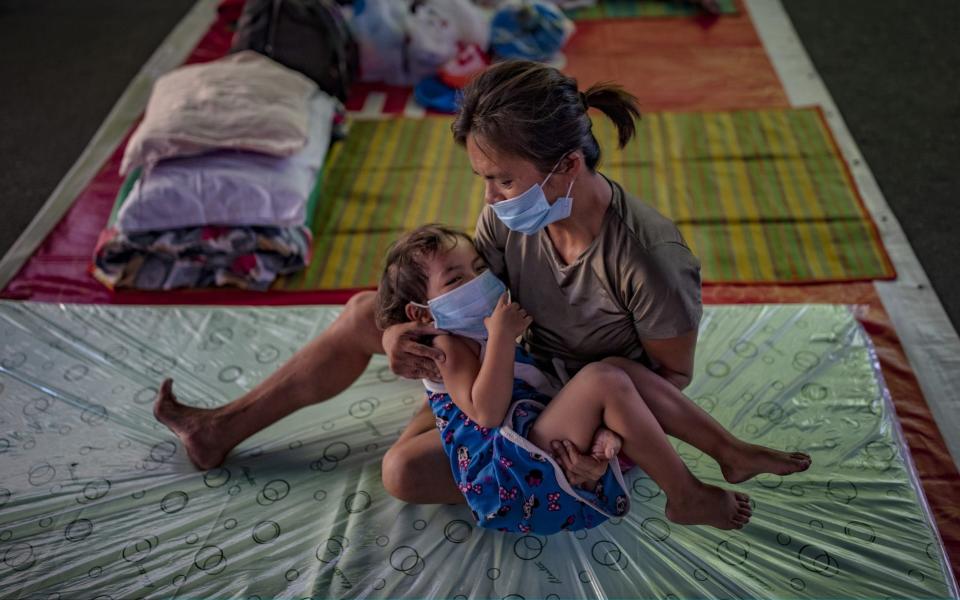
[529,363,752,530]
[602,357,811,483]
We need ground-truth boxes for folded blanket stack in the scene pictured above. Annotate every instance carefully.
[93,51,337,291]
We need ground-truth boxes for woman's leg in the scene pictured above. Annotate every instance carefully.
[154,291,386,469]
[381,400,465,504]
[529,363,752,530]
[602,357,811,483]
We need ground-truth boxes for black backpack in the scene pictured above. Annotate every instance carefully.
[232,0,359,102]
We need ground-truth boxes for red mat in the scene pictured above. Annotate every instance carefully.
[563,1,790,112]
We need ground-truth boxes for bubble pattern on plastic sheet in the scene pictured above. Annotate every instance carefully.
[0,302,954,599]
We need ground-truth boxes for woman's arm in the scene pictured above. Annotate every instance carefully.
[627,242,702,390]
[642,329,697,390]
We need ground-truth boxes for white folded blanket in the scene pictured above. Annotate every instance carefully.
[116,91,335,233]
[120,51,318,175]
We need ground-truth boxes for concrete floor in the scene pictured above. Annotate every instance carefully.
[783,0,960,331]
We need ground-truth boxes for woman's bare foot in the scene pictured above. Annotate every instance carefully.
[153,379,229,470]
[720,442,812,484]
[665,482,752,530]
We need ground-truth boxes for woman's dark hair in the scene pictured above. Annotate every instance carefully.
[452,59,641,174]
[375,224,475,330]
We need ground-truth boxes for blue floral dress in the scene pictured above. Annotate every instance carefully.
[424,345,630,534]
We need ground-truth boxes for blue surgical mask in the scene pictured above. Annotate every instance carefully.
[492,156,576,235]
[412,270,506,339]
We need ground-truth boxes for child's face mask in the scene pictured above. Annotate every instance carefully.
[411,270,507,339]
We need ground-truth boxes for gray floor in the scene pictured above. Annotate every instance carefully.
[783,0,960,330]
[0,0,196,257]
[0,1,957,332]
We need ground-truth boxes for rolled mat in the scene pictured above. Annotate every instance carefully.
[566,0,737,20]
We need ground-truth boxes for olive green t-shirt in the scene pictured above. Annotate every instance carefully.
[474,176,702,374]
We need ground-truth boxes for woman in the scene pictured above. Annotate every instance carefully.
[155,60,806,507]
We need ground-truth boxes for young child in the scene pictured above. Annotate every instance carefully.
[375,225,810,534]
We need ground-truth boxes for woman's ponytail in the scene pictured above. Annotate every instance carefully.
[582,83,642,149]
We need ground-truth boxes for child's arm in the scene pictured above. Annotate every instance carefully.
[434,294,532,428]
[434,335,508,428]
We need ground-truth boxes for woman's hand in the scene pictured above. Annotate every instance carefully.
[382,321,445,380]
[484,293,533,340]
[550,427,623,490]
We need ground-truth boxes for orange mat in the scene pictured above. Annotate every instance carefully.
[564,1,789,112]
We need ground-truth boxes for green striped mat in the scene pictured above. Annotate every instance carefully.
[276,108,893,291]
[566,0,737,20]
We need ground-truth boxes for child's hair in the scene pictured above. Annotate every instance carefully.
[375,224,475,330]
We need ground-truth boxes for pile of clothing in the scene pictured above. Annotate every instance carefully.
[349,0,576,112]
[93,51,339,291]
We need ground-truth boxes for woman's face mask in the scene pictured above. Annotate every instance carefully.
[411,269,507,339]
[491,155,576,235]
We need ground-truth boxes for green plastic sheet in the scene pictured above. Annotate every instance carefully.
[0,302,955,598]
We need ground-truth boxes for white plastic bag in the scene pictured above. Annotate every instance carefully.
[351,0,409,84]
[351,0,490,86]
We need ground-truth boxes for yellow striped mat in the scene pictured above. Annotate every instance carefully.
[275,107,894,290]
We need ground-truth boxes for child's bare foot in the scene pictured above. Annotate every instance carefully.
[665,482,752,530]
[720,442,811,484]
[153,379,229,470]
[590,427,622,460]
